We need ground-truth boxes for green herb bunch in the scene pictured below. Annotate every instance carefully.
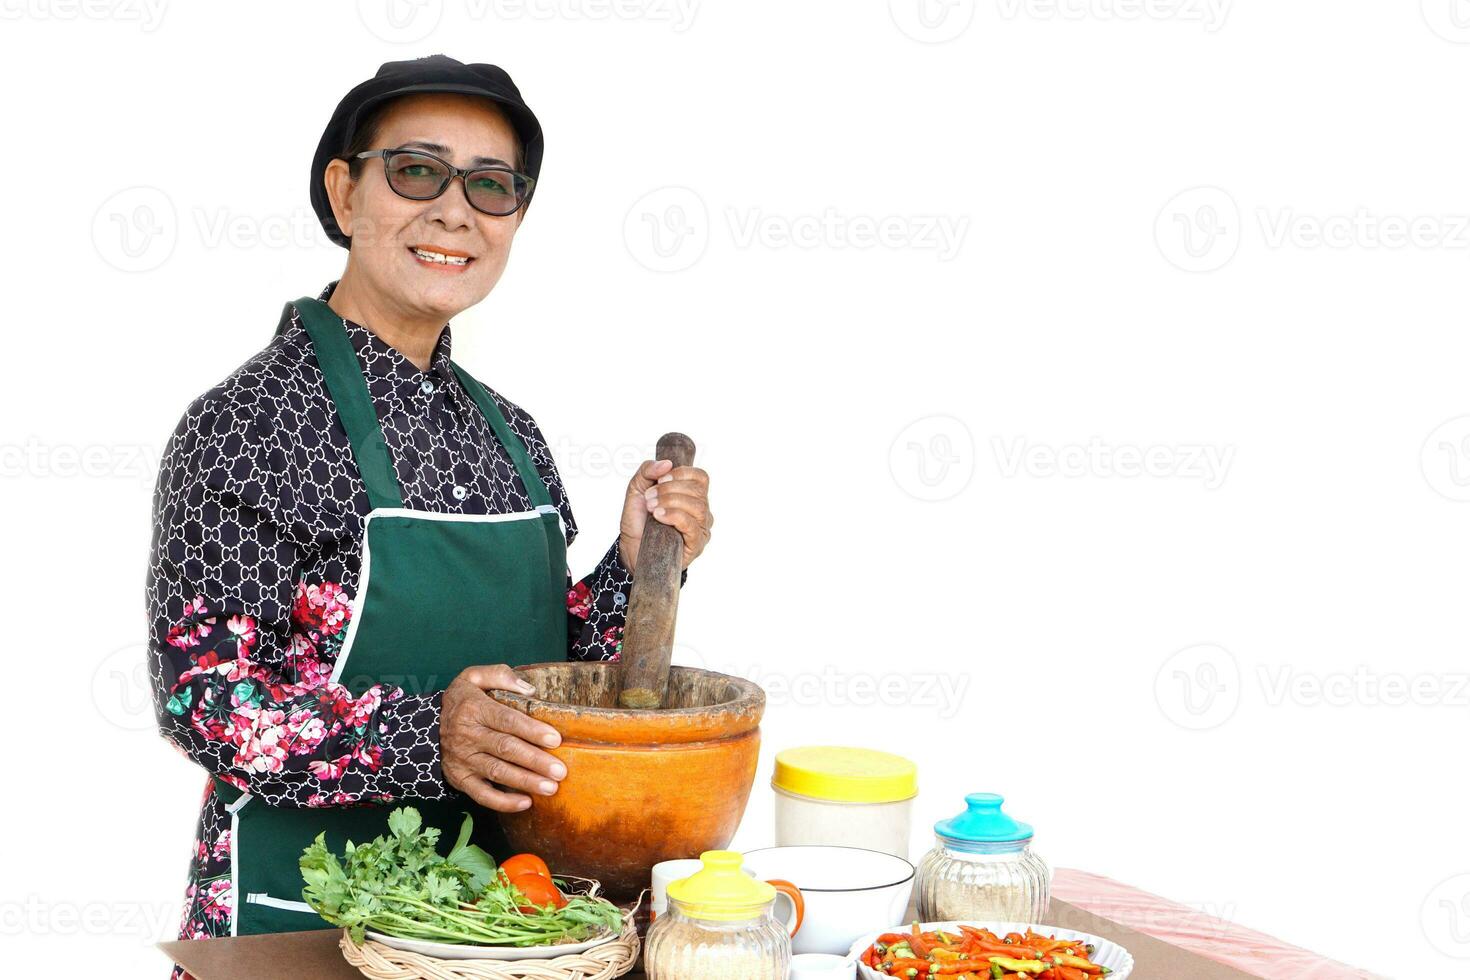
[300,807,624,947]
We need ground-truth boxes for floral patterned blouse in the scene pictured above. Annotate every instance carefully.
[149,281,662,954]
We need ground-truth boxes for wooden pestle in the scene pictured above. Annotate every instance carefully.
[617,432,696,709]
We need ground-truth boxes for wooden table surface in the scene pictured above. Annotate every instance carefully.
[161,896,1261,979]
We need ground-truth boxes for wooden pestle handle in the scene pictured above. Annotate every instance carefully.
[617,433,696,709]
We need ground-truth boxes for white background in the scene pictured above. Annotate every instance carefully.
[1,2,1466,977]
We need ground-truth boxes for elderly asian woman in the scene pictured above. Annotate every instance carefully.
[147,56,712,960]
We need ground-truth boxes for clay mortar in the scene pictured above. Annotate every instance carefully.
[491,661,765,901]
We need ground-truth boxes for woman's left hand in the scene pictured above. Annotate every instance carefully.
[618,458,713,573]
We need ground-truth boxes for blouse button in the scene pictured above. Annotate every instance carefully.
[421,379,436,395]
[451,484,468,500]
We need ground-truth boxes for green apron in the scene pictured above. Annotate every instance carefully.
[218,296,567,936]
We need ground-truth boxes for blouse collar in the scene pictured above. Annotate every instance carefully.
[316,280,457,385]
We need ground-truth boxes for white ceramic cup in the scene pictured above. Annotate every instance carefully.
[790,952,857,979]
[649,857,803,933]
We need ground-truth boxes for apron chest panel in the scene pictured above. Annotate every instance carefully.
[226,297,569,937]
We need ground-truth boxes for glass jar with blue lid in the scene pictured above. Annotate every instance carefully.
[914,793,1052,922]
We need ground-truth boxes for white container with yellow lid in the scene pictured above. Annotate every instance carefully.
[771,746,918,860]
[644,850,799,980]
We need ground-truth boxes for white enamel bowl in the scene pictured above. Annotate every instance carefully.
[741,845,915,956]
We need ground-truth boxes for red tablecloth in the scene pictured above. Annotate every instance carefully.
[1054,869,1380,979]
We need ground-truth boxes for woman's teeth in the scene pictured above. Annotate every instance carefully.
[411,247,471,266]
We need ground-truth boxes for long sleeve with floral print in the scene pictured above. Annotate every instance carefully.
[152,282,671,949]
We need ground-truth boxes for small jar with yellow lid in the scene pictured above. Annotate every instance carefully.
[644,850,797,980]
[772,746,918,860]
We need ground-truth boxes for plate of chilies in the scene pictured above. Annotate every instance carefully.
[848,920,1133,979]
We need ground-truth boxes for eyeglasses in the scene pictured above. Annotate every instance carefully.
[352,147,535,216]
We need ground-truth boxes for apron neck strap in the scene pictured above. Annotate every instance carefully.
[288,296,554,513]
[450,362,554,510]
[292,297,405,511]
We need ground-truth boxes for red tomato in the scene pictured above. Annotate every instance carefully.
[499,853,552,881]
[510,871,566,911]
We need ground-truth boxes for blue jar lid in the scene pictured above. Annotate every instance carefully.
[934,793,1034,844]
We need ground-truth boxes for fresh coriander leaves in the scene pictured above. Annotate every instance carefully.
[299,807,623,947]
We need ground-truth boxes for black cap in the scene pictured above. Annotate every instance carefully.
[310,54,543,249]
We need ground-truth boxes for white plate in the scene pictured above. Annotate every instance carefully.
[365,927,619,961]
[364,875,622,961]
[848,920,1134,980]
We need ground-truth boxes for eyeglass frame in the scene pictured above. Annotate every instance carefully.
[349,147,536,216]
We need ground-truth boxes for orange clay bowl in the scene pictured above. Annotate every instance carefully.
[489,661,765,901]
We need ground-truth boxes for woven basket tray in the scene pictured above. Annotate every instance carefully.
[338,883,643,980]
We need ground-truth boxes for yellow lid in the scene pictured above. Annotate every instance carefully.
[772,746,918,804]
[665,850,775,921]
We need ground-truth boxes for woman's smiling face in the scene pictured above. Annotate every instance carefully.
[323,92,526,321]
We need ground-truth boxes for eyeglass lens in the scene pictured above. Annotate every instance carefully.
[384,150,530,215]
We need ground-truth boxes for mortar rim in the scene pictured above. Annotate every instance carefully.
[490,662,766,740]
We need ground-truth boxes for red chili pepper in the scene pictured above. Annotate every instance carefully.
[909,922,932,958]
[1051,967,1095,980]
[887,958,931,974]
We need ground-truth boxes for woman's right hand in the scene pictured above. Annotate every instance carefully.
[441,665,567,812]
